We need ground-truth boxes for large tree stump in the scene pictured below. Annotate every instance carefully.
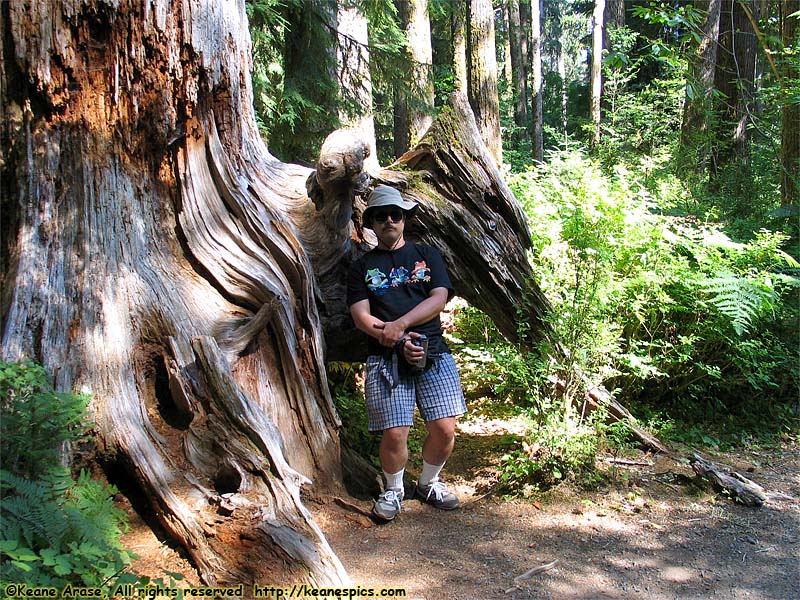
[0,2,558,587]
[1,0,348,588]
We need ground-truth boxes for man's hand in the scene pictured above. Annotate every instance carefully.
[373,320,406,348]
[402,332,426,364]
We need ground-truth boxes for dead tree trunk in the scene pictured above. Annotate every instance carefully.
[1,0,346,587]
[305,92,556,361]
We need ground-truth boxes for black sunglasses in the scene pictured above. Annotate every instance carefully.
[373,208,405,223]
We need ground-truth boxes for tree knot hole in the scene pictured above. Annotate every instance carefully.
[214,462,243,495]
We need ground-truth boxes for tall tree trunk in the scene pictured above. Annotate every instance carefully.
[393,0,435,157]
[1,0,348,586]
[467,0,503,164]
[680,0,722,175]
[451,0,469,92]
[337,3,380,172]
[509,0,531,143]
[590,0,606,147]
[529,0,544,161]
[712,0,758,176]
[781,0,799,206]
[502,3,515,86]
[277,0,339,163]
[558,29,569,144]
[603,0,625,51]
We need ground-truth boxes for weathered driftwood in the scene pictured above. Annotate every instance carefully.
[690,453,767,507]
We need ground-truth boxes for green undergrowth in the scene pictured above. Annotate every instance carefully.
[0,360,181,591]
[446,149,798,495]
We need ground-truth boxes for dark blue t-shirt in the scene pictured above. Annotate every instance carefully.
[346,243,454,356]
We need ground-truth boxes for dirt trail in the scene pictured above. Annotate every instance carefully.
[124,426,799,599]
[310,427,799,600]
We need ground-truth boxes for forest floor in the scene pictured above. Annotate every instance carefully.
[122,416,799,600]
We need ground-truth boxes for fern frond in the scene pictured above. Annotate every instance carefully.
[0,470,70,547]
[700,273,773,335]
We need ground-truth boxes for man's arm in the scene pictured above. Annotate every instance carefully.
[373,287,449,348]
[350,299,385,340]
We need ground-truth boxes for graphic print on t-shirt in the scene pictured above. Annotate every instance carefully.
[347,243,454,356]
[410,261,431,283]
[365,268,389,295]
[365,261,432,296]
[390,266,409,286]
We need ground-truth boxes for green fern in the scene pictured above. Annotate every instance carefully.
[700,273,775,335]
[0,470,70,547]
[0,360,136,589]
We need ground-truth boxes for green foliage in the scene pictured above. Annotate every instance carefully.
[454,147,797,497]
[597,26,686,165]
[0,361,137,589]
[248,0,409,164]
[508,151,800,418]
[497,408,601,495]
[247,0,305,139]
[699,272,777,336]
[327,362,382,470]
[0,362,90,481]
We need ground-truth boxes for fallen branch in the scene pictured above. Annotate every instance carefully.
[505,560,559,593]
[601,457,655,467]
[690,453,767,507]
[333,497,375,520]
[547,373,672,455]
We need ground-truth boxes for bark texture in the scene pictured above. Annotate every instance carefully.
[679,0,722,173]
[1,0,347,587]
[590,0,606,147]
[712,0,758,174]
[336,3,379,172]
[781,0,799,206]
[451,0,469,93]
[467,0,503,164]
[394,0,435,156]
[508,0,531,144]
[529,0,544,161]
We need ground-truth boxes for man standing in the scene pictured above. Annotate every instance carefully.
[347,185,467,522]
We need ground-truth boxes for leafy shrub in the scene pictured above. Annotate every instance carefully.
[0,360,138,589]
[498,409,601,495]
[327,362,382,469]
[509,151,800,424]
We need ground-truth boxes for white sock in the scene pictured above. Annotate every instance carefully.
[384,468,405,492]
[419,460,444,487]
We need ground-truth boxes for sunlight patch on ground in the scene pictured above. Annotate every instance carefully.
[457,414,530,437]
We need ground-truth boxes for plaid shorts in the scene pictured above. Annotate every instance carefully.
[364,352,467,432]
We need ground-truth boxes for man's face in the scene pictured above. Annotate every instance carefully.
[372,207,405,248]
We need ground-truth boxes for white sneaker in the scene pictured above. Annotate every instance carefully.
[372,488,403,521]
